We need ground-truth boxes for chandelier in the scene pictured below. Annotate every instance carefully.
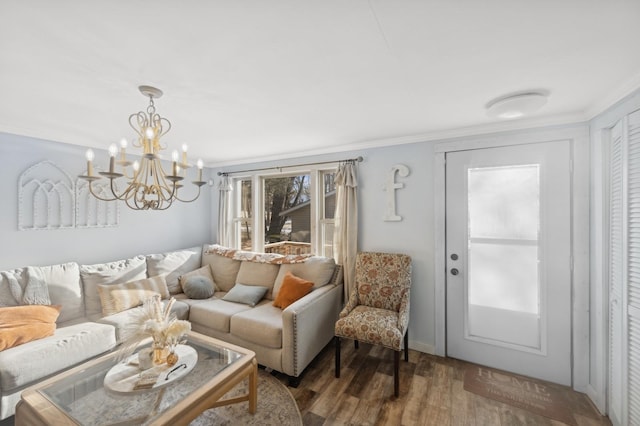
[79,85,206,210]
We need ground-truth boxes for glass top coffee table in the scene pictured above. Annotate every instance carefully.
[16,332,257,426]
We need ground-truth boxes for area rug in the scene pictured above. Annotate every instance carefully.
[463,365,576,426]
[190,370,302,426]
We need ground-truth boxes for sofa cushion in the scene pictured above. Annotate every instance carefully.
[0,321,116,391]
[0,305,61,351]
[97,275,170,316]
[230,303,283,349]
[236,262,280,299]
[34,262,84,324]
[223,283,268,307]
[80,256,147,320]
[272,272,313,309]
[146,246,202,294]
[97,300,189,343]
[273,256,336,299]
[201,247,241,291]
[188,299,252,333]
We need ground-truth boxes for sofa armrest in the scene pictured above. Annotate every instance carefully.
[281,283,343,377]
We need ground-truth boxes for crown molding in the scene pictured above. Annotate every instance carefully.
[206,112,587,168]
[584,71,640,120]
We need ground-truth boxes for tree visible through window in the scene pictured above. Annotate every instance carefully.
[264,175,310,243]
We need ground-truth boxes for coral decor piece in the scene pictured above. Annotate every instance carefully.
[119,295,191,365]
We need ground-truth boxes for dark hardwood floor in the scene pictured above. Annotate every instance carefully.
[271,341,611,426]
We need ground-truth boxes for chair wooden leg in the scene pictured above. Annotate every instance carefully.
[354,340,359,349]
[404,330,409,362]
[335,336,341,378]
[394,350,400,397]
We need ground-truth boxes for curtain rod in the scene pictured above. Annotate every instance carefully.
[217,156,363,176]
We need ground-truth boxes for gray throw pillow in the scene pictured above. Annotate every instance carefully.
[222,283,268,307]
[183,275,215,299]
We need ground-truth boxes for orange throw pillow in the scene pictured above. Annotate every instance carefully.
[0,305,61,351]
[273,272,314,309]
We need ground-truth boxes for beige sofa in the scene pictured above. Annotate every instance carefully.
[0,244,343,420]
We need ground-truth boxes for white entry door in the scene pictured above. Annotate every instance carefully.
[445,141,572,385]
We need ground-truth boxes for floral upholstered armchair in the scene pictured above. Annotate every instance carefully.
[334,251,412,397]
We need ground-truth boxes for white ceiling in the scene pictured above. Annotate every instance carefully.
[2,1,640,166]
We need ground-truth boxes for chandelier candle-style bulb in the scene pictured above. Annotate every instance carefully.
[85,149,95,176]
[119,138,127,158]
[181,144,188,166]
[171,150,179,176]
[197,159,203,181]
[108,144,117,173]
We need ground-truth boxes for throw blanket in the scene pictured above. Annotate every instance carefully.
[0,267,51,306]
[205,244,311,264]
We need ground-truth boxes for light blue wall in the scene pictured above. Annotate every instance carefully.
[210,142,437,352]
[0,132,213,270]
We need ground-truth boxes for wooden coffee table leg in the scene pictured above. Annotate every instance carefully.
[249,358,258,414]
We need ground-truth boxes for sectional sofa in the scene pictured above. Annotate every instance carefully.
[0,244,343,420]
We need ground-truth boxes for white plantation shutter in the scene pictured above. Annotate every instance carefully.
[609,108,640,426]
[627,109,640,425]
[609,119,624,426]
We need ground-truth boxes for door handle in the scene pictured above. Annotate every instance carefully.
[451,268,459,276]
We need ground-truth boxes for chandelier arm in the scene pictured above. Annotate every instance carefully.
[173,185,203,203]
[106,178,130,201]
[129,112,148,147]
[122,182,141,203]
[153,158,181,203]
[154,196,174,211]
[86,181,119,202]
[126,193,145,210]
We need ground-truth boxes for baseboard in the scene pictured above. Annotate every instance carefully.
[585,383,606,415]
[408,341,435,355]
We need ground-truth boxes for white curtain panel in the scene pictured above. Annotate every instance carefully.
[217,176,232,247]
[333,161,358,300]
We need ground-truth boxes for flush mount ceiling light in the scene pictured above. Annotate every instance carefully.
[486,91,549,119]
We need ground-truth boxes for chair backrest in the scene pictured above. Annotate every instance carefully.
[355,252,412,312]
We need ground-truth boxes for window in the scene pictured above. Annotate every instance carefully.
[320,171,336,258]
[232,179,252,250]
[228,168,336,257]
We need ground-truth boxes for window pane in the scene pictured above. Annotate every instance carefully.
[469,242,539,313]
[323,172,336,219]
[239,180,252,250]
[321,222,334,258]
[466,164,541,349]
[468,165,539,240]
[264,176,311,254]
